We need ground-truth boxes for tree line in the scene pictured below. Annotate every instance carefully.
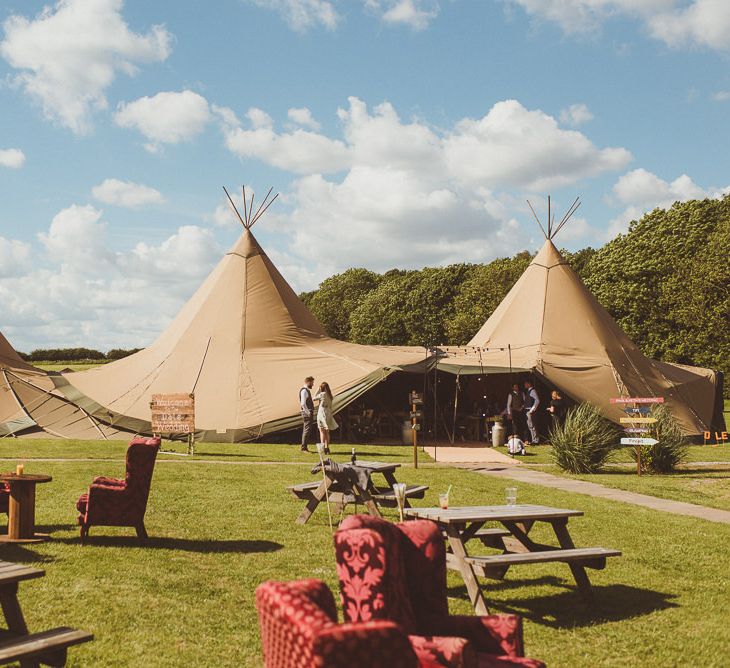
[19,348,142,362]
[301,196,729,393]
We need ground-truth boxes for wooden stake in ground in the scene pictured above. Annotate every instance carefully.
[316,444,334,532]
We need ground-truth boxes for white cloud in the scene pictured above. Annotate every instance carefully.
[560,103,593,126]
[365,0,440,30]
[0,205,221,350]
[443,100,631,190]
[221,115,351,174]
[114,90,212,151]
[0,0,171,134]
[606,167,730,237]
[247,0,339,31]
[217,96,630,283]
[0,148,26,169]
[287,107,321,130]
[37,204,110,268]
[0,237,31,278]
[92,179,165,208]
[509,0,730,52]
[712,90,730,101]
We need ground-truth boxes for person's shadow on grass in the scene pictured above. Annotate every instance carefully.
[448,578,677,628]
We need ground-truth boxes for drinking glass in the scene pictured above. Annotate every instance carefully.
[505,487,517,506]
[438,493,449,509]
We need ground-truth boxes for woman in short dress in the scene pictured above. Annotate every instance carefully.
[314,382,338,454]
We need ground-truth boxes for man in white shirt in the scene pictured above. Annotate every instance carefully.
[523,380,540,445]
[300,376,315,452]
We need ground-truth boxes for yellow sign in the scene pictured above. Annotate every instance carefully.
[150,393,195,434]
[619,417,656,424]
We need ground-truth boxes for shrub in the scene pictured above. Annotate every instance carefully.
[630,403,688,474]
[549,403,619,473]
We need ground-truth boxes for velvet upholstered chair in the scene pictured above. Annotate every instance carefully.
[256,578,478,668]
[334,514,546,668]
[76,436,160,544]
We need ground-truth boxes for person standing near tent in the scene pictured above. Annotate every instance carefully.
[506,383,526,441]
[314,382,338,455]
[300,376,316,452]
[548,389,567,425]
[523,380,540,444]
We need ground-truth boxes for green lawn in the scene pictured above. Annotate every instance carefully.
[31,362,105,372]
[0,442,728,666]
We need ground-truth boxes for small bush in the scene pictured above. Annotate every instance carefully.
[631,403,688,474]
[549,403,619,473]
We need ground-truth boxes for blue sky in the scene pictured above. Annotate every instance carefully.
[0,0,728,351]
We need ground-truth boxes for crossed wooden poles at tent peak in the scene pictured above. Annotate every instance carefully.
[223,185,279,229]
[526,195,581,240]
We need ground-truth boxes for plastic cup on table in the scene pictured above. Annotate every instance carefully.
[505,487,517,506]
[438,493,449,509]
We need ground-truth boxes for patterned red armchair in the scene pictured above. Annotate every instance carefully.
[258,579,484,668]
[76,436,160,544]
[335,515,546,668]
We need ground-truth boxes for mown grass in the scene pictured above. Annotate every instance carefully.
[0,442,728,666]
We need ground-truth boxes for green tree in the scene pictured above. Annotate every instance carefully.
[305,268,381,340]
[445,252,532,344]
[585,196,730,362]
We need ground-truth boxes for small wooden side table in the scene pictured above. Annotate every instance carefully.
[0,474,52,543]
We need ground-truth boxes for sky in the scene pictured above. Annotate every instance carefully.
[0,0,729,352]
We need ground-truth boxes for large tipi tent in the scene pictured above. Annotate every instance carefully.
[46,189,427,442]
[1,330,122,439]
[437,200,724,436]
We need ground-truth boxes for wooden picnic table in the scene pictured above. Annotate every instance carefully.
[288,460,428,525]
[404,504,621,614]
[0,560,92,666]
[0,474,52,543]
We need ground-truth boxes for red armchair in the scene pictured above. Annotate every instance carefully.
[256,579,477,668]
[76,436,160,543]
[334,515,545,668]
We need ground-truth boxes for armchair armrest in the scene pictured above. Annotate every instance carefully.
[314,621,418,668]
[409,635,476,668]
[422,615,524,657]
[92,476,125,487]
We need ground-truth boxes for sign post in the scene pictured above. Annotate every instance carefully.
[150,393,196,455]
[409,391,423,469]
[613,397,663,476]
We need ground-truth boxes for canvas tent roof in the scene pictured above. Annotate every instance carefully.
[437,239,722,435]
[49,226,427,441]
[0,331,123,439]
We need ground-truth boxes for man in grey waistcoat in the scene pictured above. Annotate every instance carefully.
[300,376,315,452]
[523,379,541,445]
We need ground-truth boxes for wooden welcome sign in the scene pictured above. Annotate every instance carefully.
[150,394,195,434]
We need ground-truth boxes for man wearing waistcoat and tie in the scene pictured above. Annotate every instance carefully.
[300,376,315,452]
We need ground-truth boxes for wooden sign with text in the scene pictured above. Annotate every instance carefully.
[150,393,195,434]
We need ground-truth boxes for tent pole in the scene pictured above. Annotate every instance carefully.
[450,373,460,445]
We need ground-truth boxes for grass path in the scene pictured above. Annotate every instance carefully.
[471,464,730,524]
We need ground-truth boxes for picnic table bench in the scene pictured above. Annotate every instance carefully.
[288,460,427,524]
[405,504,621,614]
[0,560,92,666]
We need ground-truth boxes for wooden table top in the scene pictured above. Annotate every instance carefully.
[0,561,45,585]
[347,460,400,473]
[404,504,584,523]
[0,474,52,484]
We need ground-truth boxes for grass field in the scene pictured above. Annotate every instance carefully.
[0,441,728,667]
